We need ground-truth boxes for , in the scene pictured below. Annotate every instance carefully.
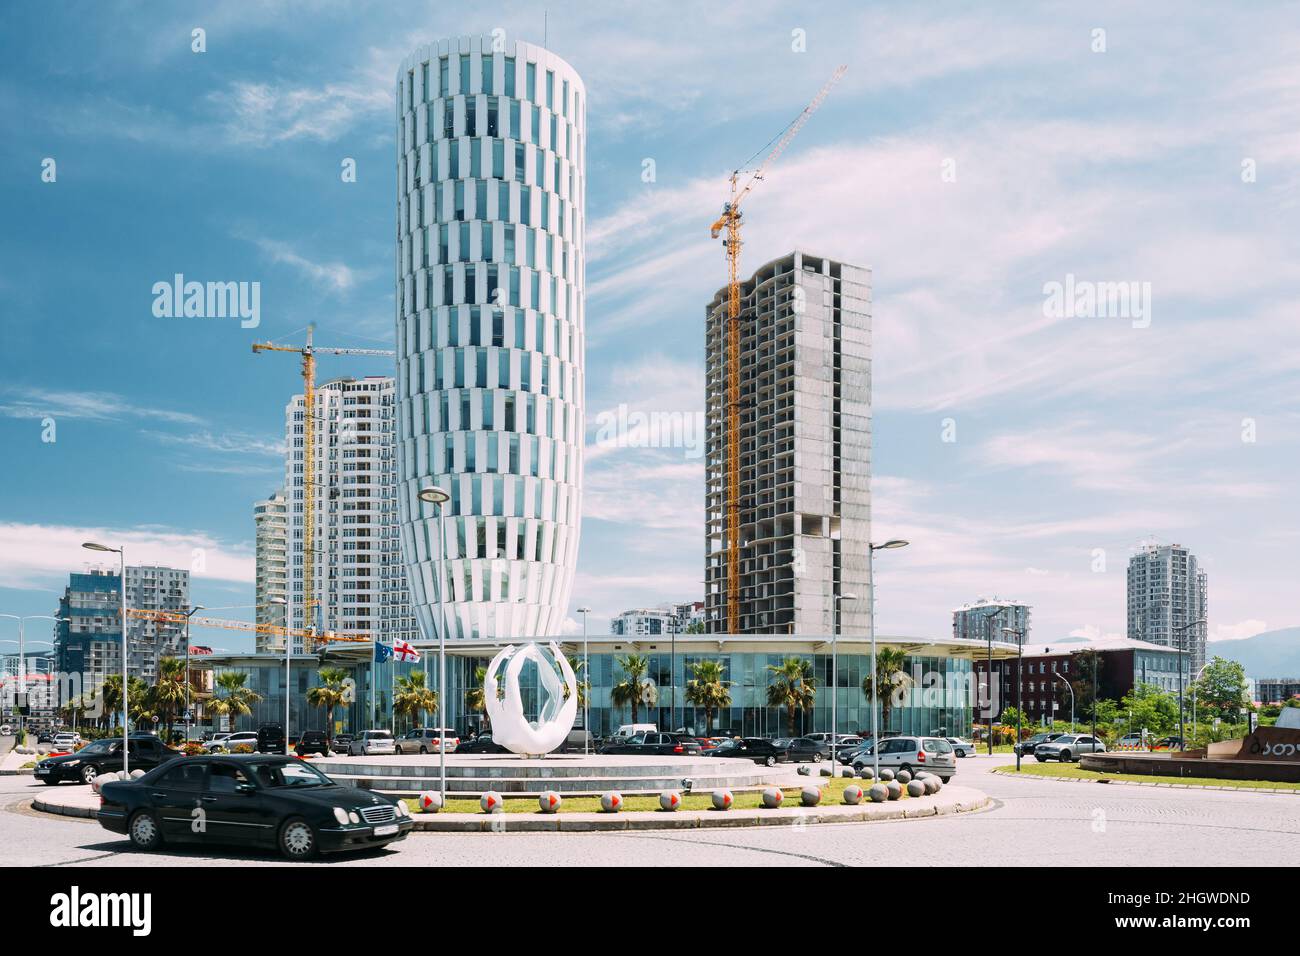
[95,754,413,860]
